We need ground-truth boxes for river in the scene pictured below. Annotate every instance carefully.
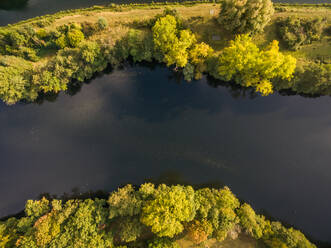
[1,65,331,243]
[1,0,331,245]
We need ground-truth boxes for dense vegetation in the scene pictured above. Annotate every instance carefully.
[217,0,274,34]
[0,183,316,248]
[277,16,327,51]
[0,2,330,105]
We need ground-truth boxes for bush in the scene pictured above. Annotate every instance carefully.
[98,17,108,30]
[292,62,331,94]
[277,17,327,50]
[218,0,274,34]
[67,28,85,47]
[81,22,99,37]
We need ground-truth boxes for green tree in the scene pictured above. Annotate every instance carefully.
[117,217,145,243]
[108,185,142,219]
[237,203,263,239]
[148,237,180,248]
[141,184,196,237]
[218,0,274,34]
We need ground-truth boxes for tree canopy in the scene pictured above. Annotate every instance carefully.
[218,0,274,34]
[215,34,296,96]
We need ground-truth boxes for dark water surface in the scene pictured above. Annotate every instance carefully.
[1,65,331,243]
[0,0,328,26]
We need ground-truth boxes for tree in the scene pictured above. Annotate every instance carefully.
[117,217,145,243]
[152,15,196,68]
[108,185,142,219]
[148,237,180,248]
[140,184,196,237]
[237,203,263,239]
[186,219,213,244]
[215,34,296,96]
[218,0,274,34]
[126,29,154,63]
[189,42,213,79]
[195,187,240,241]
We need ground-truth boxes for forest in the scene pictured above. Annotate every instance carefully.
[0,0,330,105]
[0,183,316,248]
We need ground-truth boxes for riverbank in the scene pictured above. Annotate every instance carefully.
[0,183,316,248]
[0,1,330,105]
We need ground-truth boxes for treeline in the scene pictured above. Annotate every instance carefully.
[0,2,330,105]
[0,183,316,248]
[0,7,297,104]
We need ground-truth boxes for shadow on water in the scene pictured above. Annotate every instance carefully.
[0,0,28,10]
[28,60,330,107]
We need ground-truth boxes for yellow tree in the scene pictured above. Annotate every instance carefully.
[216,34,296,96]
[152,15,196,68]
[189,42,214,79]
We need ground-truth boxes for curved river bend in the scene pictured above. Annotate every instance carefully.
[1,0,331,244]
[1,66,331,243]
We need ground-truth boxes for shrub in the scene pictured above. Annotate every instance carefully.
[218,0,274,34]
[55,34,69,49]
[67,28,85,47]
[292,62,331,94]
[81,22,99,37]
[183,63,195,81]
[98,17,108,30]
[277,17,327,50]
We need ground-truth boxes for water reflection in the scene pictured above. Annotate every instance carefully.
[0,65,331,244]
